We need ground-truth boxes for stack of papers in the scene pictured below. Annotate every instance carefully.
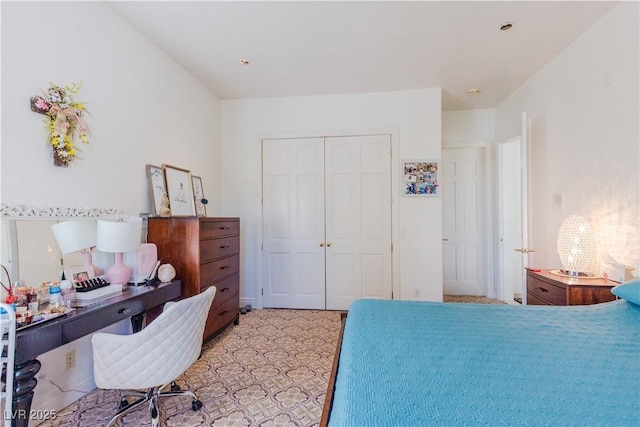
[73,285,123,307]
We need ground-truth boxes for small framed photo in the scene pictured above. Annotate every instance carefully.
[65,265,95,286]
[162,164,196,216]
[146,165,167,216]
[402,160,439,197]
[191,175,207,217]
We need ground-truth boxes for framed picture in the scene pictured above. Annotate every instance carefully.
[65,265,95,286]
[146,165,167,216]
[402,160,439,197]
[191,175,207,217]
[162,164,196,216]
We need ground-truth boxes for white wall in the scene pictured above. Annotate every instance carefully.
[495,2,640,274]
[221,89,443,306]
[442,109,495,143]
[1,2,222,215]
[1,2,222,421]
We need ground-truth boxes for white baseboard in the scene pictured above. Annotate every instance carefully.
[239,297,256,308]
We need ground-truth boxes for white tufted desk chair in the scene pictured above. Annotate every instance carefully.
[91,286,216,427]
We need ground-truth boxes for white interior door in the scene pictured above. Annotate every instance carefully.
[262,138,326,309]
[441,147,486,296]
[325,135,392,310]
[497,112,531,303]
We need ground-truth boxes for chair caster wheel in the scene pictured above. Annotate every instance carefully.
[192,400,203,411]
[171,383,181,392]
[118,397,129,410]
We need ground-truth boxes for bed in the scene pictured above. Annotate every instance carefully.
[321,280,640,427]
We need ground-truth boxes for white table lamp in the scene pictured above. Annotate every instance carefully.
[51,219,103,276]
[557,215,594,277]
[96,216,143,285]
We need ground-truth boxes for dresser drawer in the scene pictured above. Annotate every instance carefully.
[203,273,239,302]
[203,294,239,340]
[200,220,239,239]
[201,254,239,286]
[200,236,239,263]
[527,275,566,305]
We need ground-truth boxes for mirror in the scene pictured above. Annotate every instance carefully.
[0,204,118,291]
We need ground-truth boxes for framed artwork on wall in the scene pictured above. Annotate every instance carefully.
[146,164,167,216]
[162,164,196,216]
[402,160,439,197]
[191,175,207,217]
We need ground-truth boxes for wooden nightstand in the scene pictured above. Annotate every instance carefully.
[526,269,617,306]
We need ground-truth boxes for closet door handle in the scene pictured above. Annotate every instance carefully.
[320,242,324,247]
[326,242,332,247]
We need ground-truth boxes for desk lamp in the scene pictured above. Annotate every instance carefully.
[557,215,594,277]
[51,219,102,276]
[96,216,142,285]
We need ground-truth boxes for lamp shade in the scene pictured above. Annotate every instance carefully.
[557,215,594,276]
[51,220,97,255]
[96,216,143,254]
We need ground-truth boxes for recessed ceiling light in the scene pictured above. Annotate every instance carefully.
[240,59,250,65]
[467,88,481,96]
[500,22,513,31]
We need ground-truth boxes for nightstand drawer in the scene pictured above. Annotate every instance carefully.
[527,292,552,306]
[527,276,566,305]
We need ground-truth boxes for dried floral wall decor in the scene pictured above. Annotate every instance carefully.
[30,81,91,167]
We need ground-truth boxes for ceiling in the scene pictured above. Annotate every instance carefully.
[107,1,618,111]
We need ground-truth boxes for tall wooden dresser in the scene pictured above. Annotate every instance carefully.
[147,217,240,341]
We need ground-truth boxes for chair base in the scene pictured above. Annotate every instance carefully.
[106,382,203,427]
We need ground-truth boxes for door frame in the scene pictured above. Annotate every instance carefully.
[257,127,400,309]
[441,140,495,298]
[495,112,532,302]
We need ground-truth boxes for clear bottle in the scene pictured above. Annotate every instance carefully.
[59,280,72,309]
[49,282,61,306]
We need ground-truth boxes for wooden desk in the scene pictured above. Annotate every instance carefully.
[8,280,181,427]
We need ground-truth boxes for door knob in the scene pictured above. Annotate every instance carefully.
[320,242,324,247]
[514,248,535,253]
[326,242,332,247]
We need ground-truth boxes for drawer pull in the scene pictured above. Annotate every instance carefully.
[537,287,549,293]
[220,287,230,292]
[219,245,230,249]
[219,226,230,230]
[118,308,132,315]
[219,265,230,270]
[219,310,230,316]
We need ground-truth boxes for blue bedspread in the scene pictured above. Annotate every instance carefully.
[329,299,640,426]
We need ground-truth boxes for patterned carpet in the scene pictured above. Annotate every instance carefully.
[41,309,342,427]
[41,296,504,427]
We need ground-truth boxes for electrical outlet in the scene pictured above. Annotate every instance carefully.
[65,350,75,370]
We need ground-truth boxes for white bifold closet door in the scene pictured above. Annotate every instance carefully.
[262,134,392,310]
